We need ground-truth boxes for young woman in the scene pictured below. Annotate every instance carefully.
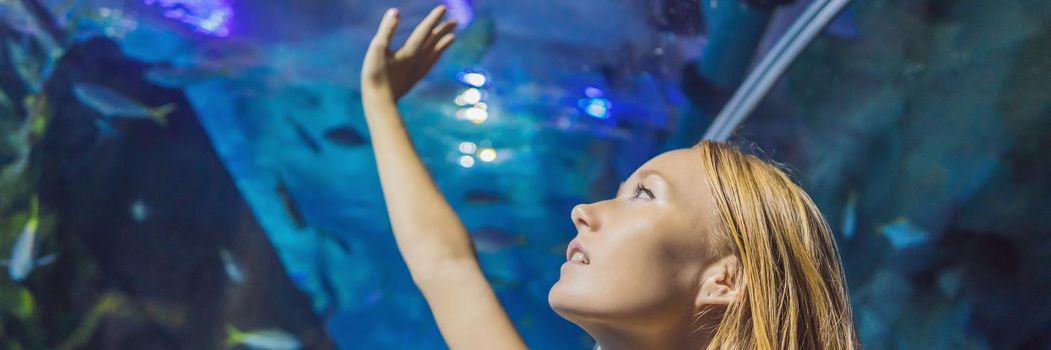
[360,5,858,350]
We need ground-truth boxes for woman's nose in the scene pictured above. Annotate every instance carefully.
[571,203,600,232]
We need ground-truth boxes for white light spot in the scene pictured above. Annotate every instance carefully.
[478,148,497,162]
[462,72,487,87]
[464,107,488,124]
[461,88,482,105]
[459,155,475,168]
[459,142,477,154]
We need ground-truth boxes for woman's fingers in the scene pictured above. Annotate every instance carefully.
[424,34,456,71]
[434,33,456,53]
[400,5,447,56]
[422,20,457,52]
[370,8,401,51]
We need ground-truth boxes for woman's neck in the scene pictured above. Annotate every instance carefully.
[586,318,712,350]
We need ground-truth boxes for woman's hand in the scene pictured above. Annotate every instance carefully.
[362,5,457,101]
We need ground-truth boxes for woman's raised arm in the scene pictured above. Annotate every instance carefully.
[359,6,528,350]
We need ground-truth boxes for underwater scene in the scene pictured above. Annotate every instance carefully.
[0,0,1049,348]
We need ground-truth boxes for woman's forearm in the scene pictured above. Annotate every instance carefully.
[362,89,477,280]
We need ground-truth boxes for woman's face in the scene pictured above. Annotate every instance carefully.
[549,148,722,329]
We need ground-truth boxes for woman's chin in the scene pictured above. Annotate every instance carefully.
[548,279,589,320]
[548,281,570,310]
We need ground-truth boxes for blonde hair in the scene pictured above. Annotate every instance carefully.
[694,140,858,350]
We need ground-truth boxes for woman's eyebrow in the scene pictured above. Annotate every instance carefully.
[614,169,672,198]
[637,169,671,191]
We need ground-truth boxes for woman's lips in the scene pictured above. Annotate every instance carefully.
[566,239,589,265]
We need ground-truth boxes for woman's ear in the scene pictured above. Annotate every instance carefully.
[695,255,742,308]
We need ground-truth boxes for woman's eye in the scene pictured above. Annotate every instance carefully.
[632,183,655,200]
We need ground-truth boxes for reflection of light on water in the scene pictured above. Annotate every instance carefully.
[459,141,477,154]
[456,107,488,124]
[460,72,487,88]
[460,88,482,104]
[578,97,611,119]
[442,0,474,29]
[452,69,493,166]
[478,148,496,162]
[452,69,491,124]
[143,0,233,37]
[454,89,485,106]
[465,107,488,124]
[458,155,475,168]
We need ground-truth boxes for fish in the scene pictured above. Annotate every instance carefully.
[322,125,368,148]
[2,196,57,282]
[463,190,505,204]
[841,190,857,239]
[275,175,307,229]
[219,248,245,284]
[225,326,301,350]
[470,227,527,253]
[287,116,321,154]
[879,217,929,249]
[72,83,175,126]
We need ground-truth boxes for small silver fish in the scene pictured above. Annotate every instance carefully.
[225,326,301,350]
[72,83,175,126]
[2,196,56,281]
[879,217,929,249]
[219,248,245,284]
